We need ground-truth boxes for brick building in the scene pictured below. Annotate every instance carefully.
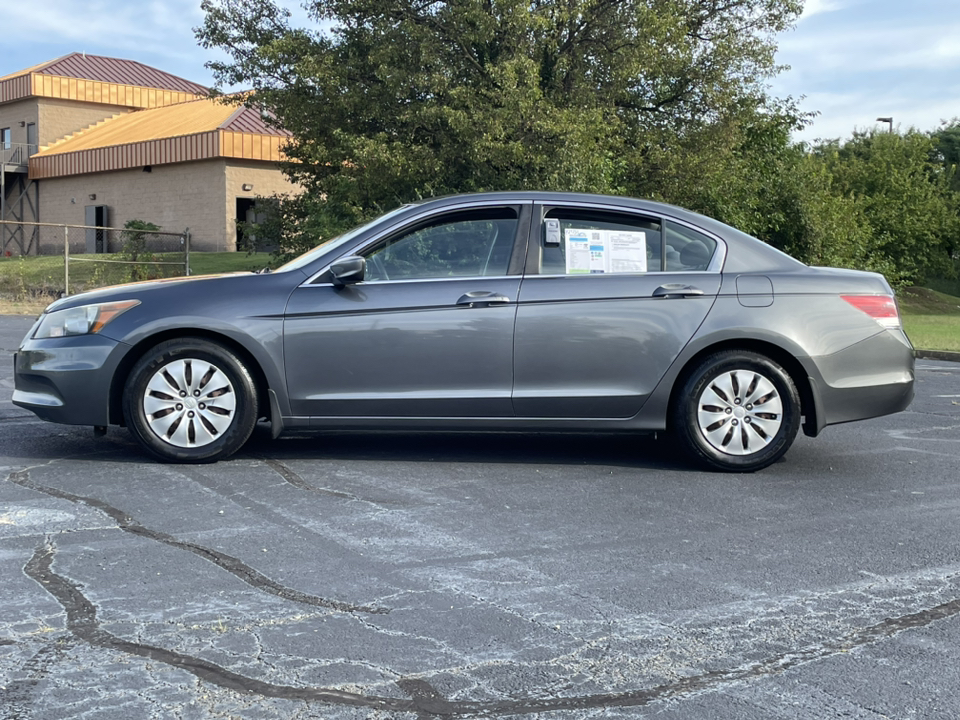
[0,53,299,253]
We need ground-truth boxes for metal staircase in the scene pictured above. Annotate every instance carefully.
[1,142,40,254]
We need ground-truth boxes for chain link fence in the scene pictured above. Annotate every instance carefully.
[0,221,190,299]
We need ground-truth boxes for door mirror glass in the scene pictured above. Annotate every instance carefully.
[330,255,366,286]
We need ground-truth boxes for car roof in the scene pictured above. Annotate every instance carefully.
[414,191,694,216]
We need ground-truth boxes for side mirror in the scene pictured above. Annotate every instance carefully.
[329,256,365,287]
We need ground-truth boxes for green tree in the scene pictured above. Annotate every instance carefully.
[197,0,804,255]
[933,120,960,191]
[815,130,960,285]
[931,121,960,281]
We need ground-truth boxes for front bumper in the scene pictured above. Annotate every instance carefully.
[13,334,127,426]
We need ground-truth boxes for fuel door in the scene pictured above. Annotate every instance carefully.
[736,275,774,308]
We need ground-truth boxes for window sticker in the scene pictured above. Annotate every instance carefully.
[564,229,594,274]
[564,228,647,274]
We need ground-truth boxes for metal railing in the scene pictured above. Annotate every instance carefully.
[0,143,37,168]
[0,220,190,298]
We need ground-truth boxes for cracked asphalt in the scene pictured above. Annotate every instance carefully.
[1,313,959,719]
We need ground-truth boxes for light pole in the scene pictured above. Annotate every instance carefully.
[876,117,893,133]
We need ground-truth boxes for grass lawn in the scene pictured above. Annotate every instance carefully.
[0,252,272,305]
[0,296,48,315]
[188,252,274,275]
[901,315,960,352]
[899,287,960,353]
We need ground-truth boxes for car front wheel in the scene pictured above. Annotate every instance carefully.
[672,350,801,472]
[123,338,259,463]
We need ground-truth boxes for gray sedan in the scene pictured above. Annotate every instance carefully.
[13,192,915,471]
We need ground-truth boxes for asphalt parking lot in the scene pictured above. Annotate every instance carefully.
[1,313,959,719]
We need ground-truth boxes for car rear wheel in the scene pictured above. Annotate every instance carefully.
[672,350,800,472]
[123,338,258,463]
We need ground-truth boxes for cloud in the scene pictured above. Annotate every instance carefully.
[0,0,221,85]
[779,20,960,75]
[800,0,845,19]
[0,0,320,86]
[771,0,960,139]
[1,0,204,57]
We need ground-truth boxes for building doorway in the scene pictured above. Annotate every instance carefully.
[236,197,273,252]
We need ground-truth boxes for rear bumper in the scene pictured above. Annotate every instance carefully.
[13,334,127,426]
[805,329,915,434]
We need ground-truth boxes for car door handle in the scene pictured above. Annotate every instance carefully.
[456,291,512,307]
[652,283,705,298]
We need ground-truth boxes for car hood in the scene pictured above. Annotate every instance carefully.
[42,273,250,313]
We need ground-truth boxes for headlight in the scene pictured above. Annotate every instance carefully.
[34,300,140,339]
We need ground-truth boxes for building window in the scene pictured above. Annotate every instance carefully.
[0,128,10,150]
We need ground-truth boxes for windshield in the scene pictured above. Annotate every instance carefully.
[273,205,415,273]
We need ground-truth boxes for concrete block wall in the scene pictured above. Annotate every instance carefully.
[0,99,39,148]
[37,98,132,148]
[37,159,301,252]
[0,98,132,149]
[39,160,227,252]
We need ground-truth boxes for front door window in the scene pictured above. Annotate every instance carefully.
[362,208,518,281]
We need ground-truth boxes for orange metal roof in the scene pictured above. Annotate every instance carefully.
[35,98,235,154]
[0,53,207,94]
[34,98,290,156]
[28,98,292,179]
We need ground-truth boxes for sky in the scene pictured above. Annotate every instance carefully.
[1,0,957,144]
[770,0,960,141]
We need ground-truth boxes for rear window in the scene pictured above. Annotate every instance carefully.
[664,221,717,271]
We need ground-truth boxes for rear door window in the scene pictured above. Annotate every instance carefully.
[539,209,661,275]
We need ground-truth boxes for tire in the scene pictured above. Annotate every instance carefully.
[122,338,259,463]
[672,350,801,472]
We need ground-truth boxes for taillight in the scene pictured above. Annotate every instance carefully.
[841,295,901,329]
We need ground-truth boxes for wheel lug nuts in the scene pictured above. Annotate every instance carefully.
[745,417,752,424]
[188,411,195,418]
[746,404,753,410]
[735,398,741,405]
[732,419,739,426]
[176,404,183,411]
[199,403,206,410]
[194,390,200,396]
[179,391,186,397]
[725,408,732,414]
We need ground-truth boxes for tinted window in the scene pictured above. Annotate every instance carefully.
[363,208,518,281]
[540,209,661,275]
[664,221,717,271]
